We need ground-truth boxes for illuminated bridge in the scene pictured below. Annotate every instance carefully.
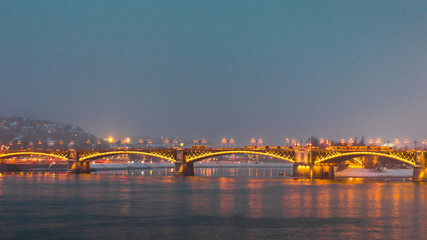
[1,146,427,181]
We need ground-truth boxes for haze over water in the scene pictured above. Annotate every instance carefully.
[1,169,426,239]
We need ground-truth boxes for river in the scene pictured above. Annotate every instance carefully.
[1,168,426,239]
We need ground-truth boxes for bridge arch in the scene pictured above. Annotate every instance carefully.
[0,152,69,161]
[78,151,176,163]
[186,150,295,163]
[315,151,416,166]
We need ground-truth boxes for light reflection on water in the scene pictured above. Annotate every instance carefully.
[0,169,426,239]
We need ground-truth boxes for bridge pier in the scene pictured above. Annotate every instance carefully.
[174,150,194,176]
[412,152,427,182]
[67,160,90,173]
[311,165,335,178]
[292,149,334,178]
[292,164,334,178]
[292,163,312,178]
[66,150,90,174]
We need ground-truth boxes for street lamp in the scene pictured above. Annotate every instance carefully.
[230,139,234,147]
[258,139,263,146]
[405,138,409,150]
[202,139,206,146]
[108,137,114,149]
[222,138,227,148]
[341,139,345,146]
[395,139,399,149]
[376,138,381,146]
[251,138,256,146]
[285,138,289,147]
[369,138,373,146]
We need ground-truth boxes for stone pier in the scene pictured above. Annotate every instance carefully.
[412,152,427,182]
[66,150,90,173]
[174,150,194,176]
[292,149,334,178]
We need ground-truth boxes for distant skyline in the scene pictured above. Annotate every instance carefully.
[1,1,426,145]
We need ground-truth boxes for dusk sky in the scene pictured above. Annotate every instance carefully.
[1,1,426,145]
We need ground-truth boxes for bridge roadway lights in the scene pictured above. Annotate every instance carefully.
[292,163,334,179]
[67,160,90,174]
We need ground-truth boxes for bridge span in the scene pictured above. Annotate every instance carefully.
[1,146,427,181]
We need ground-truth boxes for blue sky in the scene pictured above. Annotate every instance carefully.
[0,0,426,145]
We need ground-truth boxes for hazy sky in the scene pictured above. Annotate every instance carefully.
[1,1,426,145]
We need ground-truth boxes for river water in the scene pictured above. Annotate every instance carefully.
[1,168,427,239]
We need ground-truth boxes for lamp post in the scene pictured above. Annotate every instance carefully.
[285,138,289,147]
[423,139,426,150]
[108,137,114,149]
[376,138,381,146]
[230,139,234,147]
[369,138,373,146]
[405,138,409,150]
[395,139,399,150]
[258,139,263,147]
[251,138,256,147]
[222,138,227,148]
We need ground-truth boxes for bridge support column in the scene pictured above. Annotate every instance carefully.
[292,164,335,178]
[66,150,90,174]
[292,163,312,178]
[412,166,427,182]
[174,150,194,176]
[311,165,335,178]
[292,149,334,178]
[412,152,427,182]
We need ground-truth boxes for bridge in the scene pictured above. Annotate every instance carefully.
[1,146,427,181]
